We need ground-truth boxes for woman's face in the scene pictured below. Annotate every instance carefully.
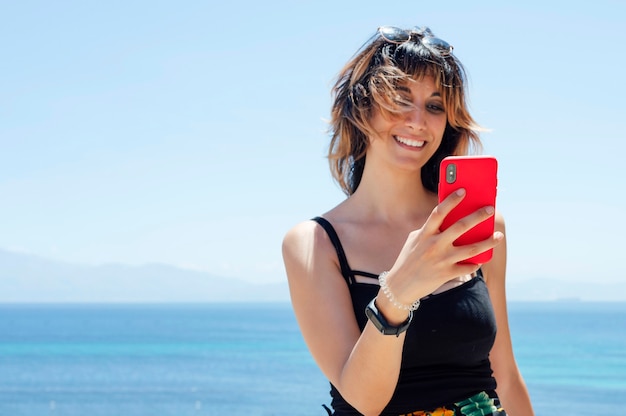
[367,75,447,172]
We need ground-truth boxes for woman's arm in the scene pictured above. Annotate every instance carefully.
[282,220,406,415]
[482,212,535,415]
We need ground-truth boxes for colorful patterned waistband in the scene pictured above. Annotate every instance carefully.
[399,391,506,416]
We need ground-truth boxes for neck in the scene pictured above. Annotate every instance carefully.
[348,158,437,224]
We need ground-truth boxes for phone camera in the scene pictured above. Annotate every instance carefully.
[446,163,457,184]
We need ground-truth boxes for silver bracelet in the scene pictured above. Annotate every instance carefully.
[378,271,421,312]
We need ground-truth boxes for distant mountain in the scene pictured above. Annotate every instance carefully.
[1,249,624,302]
[0,249,289,303]
[507,276,626,302]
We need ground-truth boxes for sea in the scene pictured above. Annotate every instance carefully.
[0,302,624,416]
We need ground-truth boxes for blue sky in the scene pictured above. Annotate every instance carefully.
[1,1,625,291]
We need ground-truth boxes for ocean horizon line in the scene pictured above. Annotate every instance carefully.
[2,299,626,306]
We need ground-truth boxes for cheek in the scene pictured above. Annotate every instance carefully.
[433,117,448,139]
[369,111,389,131]
[429,121,447,148]
[368,115,393,141]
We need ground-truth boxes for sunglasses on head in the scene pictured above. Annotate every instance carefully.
[377,26,453,57]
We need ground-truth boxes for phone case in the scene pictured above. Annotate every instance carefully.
[438,155,498,264]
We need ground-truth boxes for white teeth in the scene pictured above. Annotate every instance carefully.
[395,136,425,148]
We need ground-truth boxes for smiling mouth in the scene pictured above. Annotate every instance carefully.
[394,136,425,148]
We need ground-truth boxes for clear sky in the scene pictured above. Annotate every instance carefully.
[1,1,625,289]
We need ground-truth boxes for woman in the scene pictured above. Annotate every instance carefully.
[282,26,534,415]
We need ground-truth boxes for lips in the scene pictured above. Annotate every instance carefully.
[394,136,425,148]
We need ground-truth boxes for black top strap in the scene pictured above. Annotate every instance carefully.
[311,217,356,285]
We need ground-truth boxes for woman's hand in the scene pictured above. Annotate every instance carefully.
[383,188,504,307]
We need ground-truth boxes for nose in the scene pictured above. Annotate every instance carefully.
[404,107,427,130]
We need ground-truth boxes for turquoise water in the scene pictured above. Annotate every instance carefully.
[0,302,624,415]
[507,302,626,414]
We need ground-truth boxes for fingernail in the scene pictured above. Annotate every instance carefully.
[494,231,504,240]
[456,188,466,196]
[485,206,495,215]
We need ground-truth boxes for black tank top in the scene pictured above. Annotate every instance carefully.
[312,217,498,415]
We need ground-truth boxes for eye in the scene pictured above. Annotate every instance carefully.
[427,103,445,114]
[394,87,412,104]
[392,94,414,111]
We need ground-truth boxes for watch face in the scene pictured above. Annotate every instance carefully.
[365,305,384,331]
[365,298,412,336]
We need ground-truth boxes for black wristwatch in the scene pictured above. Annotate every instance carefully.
[365,297,413,337]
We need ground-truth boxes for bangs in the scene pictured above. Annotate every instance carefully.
[365,41,467,127]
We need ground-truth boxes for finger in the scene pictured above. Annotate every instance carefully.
[439,205,496,244]
[423,188,466,235]
[451,231,504,264]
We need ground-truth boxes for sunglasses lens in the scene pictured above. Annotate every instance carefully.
[378,26,453,56]
[378,26,410,43]
[413,26,434,37]
[422,36,453,55]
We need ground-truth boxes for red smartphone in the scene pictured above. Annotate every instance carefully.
[438,155,498,264]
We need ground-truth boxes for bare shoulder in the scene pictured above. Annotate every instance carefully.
[282,219,332,260]
[282,220,316,256]
[481,210,507,285]
[282,218,339,283]
[494,209,506,232]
